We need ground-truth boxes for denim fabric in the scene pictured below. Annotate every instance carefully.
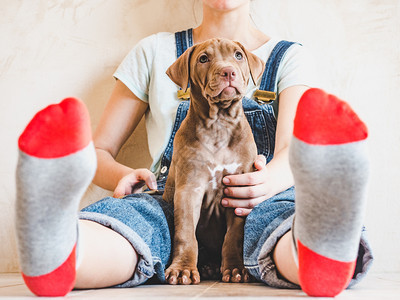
[243,188,374,289]
[244,187,295,271]
[79,194,174,287]
[175,29,193,59]
[244,187,297,288]
[79,187,373,288]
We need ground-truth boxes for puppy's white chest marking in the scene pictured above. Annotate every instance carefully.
[207,162,241,190]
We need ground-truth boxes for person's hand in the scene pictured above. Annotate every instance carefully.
[222,155,273,216]
[113,169,157,198]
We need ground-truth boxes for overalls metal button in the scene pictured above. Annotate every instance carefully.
[160,166,168,174]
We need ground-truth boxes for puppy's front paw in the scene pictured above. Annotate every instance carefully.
[165,265,201,285]
[221,267,252,283]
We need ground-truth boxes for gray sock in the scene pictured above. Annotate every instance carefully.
[289,88,369,297]
[15,98,96,296]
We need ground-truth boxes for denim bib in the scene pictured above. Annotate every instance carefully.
[157,29,297,190]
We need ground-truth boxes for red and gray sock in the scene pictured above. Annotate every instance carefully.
[289,88,369,297]
[16,98,96,296]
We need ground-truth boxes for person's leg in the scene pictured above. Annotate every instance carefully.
[15,98,144,296]
[16,98,100,296]
[16,98,174,296]
[74,220,138,289]
[243,188,298,289]
[272,230,299,285]
[278,88,370,297]
[245,88,373,297]
[78,193,174,288]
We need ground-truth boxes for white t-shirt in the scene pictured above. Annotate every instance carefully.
[114,32,316,175]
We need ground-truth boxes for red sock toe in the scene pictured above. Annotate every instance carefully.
[293,88,368,145]
[22,245,76,297]
[297,240,356,297]
[18,98,92,159]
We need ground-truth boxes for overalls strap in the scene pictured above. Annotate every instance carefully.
[259,40,297,93]
[175,29,194,58]
[254,40,297,107]
[175,29,194,99]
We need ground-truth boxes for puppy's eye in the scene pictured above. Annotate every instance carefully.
[199,54,209,63]
[235,51,243,60]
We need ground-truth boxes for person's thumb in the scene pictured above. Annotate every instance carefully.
[140,169,157,190]
[113,182,127,198]
[254,155,267,170]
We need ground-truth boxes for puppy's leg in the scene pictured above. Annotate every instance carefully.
[163,165,175,203]
[165,183,205,285]
[221,211,251,283]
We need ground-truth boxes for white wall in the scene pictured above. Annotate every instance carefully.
[1,0,399,274]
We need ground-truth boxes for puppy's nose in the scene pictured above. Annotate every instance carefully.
[220,67,236,82]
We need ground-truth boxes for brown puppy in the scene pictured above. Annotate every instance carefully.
[163,38,264,285]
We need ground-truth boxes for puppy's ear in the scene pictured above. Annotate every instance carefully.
[166,45,196,91]
[235,42,265,85]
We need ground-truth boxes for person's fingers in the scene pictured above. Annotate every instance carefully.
[234,208,252,216]
[131,182,147,194]
[135,169,157,190]
[223,155,267,186]
[145,173,158,190]
[113,171,144,197]
[253,154,266,170]
[113,180,132,198]
[221,195,266,210]
[222,170,265,186]
[224,183,267,199]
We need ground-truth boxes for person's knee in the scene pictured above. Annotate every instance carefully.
[74,220,138,289]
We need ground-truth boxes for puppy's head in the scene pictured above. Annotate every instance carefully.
[167,38,264,107]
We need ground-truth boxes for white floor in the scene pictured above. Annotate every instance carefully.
[0,272,399,299]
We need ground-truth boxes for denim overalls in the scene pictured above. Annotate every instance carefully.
[80,29,373,289]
